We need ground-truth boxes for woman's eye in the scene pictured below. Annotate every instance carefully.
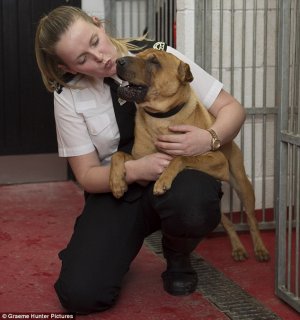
[92,38,99,47]
[78,56,87,65]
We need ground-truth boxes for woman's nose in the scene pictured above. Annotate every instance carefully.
[92,49,103,63]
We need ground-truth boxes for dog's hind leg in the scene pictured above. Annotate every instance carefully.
[229,145,270,262]
[110,151,133,198]
[221,213,249,261]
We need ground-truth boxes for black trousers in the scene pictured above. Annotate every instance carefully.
[54,170,222,314]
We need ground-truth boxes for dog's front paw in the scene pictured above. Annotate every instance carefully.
[153,178,171,195]
[110,178,128,199]
[255,246,270,262]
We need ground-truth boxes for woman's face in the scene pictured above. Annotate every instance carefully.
[55,18,119,78]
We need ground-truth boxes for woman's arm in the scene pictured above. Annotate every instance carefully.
[208,89,246,145]
[68,151,111,193]
[68,150,172,193]
[155,89,246,156]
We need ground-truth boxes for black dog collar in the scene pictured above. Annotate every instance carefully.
[144,104,185,118]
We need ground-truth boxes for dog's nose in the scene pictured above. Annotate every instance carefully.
[117,57,126,66]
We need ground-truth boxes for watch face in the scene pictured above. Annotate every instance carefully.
[213,140,221,150]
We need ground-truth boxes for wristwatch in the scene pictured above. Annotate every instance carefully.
[206,128,221,151]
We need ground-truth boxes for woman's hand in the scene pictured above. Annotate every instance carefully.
[155,125,211,156]
[125,152,173,183]
[155,90,246,157]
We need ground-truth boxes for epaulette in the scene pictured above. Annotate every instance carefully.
[128,39,167,53]
[56,73,76,94]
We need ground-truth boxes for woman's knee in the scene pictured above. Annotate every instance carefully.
[54,278,120,314]
[165,198,221,238]
[158,170,222,237]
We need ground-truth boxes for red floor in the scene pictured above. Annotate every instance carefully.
[0,181,299,319]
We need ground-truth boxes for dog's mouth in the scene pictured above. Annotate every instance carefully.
[117,82,148,103]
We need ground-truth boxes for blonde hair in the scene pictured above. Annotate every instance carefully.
[35,6,145,92]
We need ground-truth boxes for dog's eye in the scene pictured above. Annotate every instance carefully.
[148,55,159,65]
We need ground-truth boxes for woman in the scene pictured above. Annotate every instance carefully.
[35,6,245,314]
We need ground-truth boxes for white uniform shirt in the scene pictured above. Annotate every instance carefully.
[54,46,223,164]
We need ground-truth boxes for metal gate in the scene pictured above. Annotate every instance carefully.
[276,0,300,312]
[195,0,279,231]
[195,0,300,312]
[104,0,176,46]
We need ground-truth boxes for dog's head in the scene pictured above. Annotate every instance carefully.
[116,48,194,113]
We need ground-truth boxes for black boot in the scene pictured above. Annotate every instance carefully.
[161,234,200,296]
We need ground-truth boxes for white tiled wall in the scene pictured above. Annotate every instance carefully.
[82,0,147,37]
[81,0,105,17]
[176,0,195,60]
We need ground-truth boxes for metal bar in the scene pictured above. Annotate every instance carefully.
[251,0,257,195]
[230,0,234,96]
[129,0,133,36]
[162,0,166,42]
[280,131,300,146]
[169,0,173,46]
[194,0,203,67]
[275,0,291,297]
[164,0,167,43]
[294,0,300,298]
[173,0,176,47]
[297,1,300,135]
[146,0,155,39]
[273,0,280,218]
[261,0,269,221]
[105,0,116,37]
[289,1,296,134]
[204,0,212,73]
[290,144,297,295]
[277,286,300,312]
[121,0,125,37]
[229,0,235,220]
[194,1,212,73]
[240,0,246,157]
[296,146,300,297]
[137,0,141,36]
[240,0,247,217]
[219,0,223,81]
[215,221,276,233]
[157,0,161,41]
[246,107,278,115]
[287,143,293,291]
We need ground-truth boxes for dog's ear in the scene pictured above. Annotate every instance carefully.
[178,61,194,83]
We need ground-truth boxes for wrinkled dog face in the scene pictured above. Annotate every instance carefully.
[116,48,193,103]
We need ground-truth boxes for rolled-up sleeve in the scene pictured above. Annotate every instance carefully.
[54,89,95,157]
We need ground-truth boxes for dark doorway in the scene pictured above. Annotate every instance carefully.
[0,0,81,183]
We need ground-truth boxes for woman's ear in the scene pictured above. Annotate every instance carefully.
[92,16,101,27]
[58,64,77,75]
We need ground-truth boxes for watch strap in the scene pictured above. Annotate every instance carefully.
[206,128,220,151]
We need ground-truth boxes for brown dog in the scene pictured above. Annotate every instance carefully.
[109,48,270,262]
